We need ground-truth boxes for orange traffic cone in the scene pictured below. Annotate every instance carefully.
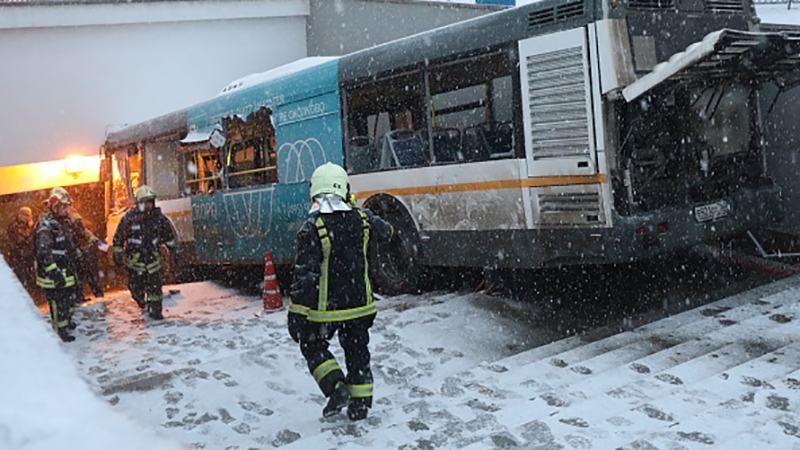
[262,252,283,312]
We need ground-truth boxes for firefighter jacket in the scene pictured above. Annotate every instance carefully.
[112,207,177,275]
[289,207,393,325]
[34,212,80,290]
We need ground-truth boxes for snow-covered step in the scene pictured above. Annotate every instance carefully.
[610,357,800,449]
[518,304,793,413]
[403,279,800,449]
[505,308,798,425]
[472,287,800,404]
[476,275,800,375]
[587,337,800,449]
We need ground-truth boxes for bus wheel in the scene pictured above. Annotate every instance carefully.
[369,212,421,296]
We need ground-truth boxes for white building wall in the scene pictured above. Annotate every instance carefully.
[0,0,309,167]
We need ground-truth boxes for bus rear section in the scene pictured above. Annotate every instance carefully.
[509,16,800,265]
[345,11,798,277]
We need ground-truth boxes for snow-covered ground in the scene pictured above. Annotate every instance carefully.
[0,258,181,450]
[61,282,549,449]
[51,272,800,449]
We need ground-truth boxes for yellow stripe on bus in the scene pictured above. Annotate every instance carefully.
[354,174,607,199]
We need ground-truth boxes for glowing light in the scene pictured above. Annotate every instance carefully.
[64,155,87,176]
[0,155,101,196]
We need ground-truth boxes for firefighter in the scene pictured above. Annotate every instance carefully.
[112,185,177,320]
[50,187,106,299]
[34,188,81,342]
[288,162,394,421]
[6,206,36,292]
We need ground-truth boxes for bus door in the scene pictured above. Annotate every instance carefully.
[518,27,608,228]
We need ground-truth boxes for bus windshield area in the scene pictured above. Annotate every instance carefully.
[111,148,141,215]
[344,48,517,174]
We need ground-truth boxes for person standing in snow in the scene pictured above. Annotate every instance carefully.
[6,206,36,293]
[112,185,177,320]
[288,162,394,421]
[34,188,82,342]
[49,187,107,301]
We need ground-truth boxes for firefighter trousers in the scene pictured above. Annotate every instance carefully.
[299,316,374,409]
[46,287,77,333]
[127,269,163,314]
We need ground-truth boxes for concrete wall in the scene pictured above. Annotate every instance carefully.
[307,0,498,56]
[0,0,309,167]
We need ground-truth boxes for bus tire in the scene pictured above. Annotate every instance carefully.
[366,199,422,296]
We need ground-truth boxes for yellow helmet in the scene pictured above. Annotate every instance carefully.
[135,185,157,202]
[309,163,348,199]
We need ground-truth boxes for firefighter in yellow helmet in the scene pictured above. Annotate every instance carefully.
[288,162,394,421]
[34,188,81,342]
[112,186,177,320]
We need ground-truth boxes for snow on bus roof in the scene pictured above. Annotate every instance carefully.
[217,57,339,96]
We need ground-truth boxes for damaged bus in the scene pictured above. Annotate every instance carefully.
[102,0,800,293]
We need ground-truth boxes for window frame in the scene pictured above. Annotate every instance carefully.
[342,44,524,175]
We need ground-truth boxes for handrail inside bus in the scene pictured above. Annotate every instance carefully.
[186,175,221,184]
[227,166,277,177]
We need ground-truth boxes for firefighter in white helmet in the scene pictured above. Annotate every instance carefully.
[34,187,81,342]
[288,162,394,421]
[112,185,177,320]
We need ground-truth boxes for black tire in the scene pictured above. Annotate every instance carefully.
[367,201,422,295]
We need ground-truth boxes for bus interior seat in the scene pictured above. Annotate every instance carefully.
[484,121,514,159]
[431,128,462,163]
[462,126,490,162]
[380,129,426,169]
[347,135,373,173]
[464,122,514,161]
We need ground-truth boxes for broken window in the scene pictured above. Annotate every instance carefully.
[222,108,277,189]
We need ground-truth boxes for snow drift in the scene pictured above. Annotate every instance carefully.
[0,258,182,450]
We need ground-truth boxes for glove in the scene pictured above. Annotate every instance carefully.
[50,268,66,289]
[287,311,307,343]
[113,251,124,267]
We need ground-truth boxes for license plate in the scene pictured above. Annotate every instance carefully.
[694,200,731,223]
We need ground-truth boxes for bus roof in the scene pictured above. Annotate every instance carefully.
[218,57,339,96]
[105,57,339,149]
[339,0,592,83]
[105,108,188,150]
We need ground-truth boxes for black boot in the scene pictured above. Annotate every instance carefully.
[323,382,350,418]
[58,329,75,342]
[347,404,369,421]
[134,297,146,309]
[148,302,163,320]
[92,287,104,298]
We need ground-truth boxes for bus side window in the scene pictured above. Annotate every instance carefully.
[345,70,429,173]
[144,142,181,199]
[428,50,515,163]
[181,146,222,195]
